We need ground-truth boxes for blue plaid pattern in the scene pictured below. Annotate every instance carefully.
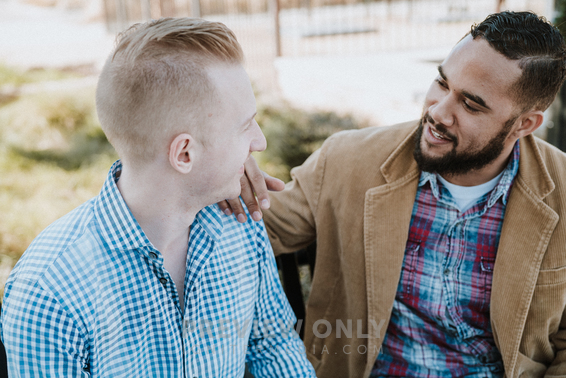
[372,142,520,377]
[1,161,315,378]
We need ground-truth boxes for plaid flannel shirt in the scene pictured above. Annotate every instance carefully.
[1,160,315,378]
[372,142,520,377]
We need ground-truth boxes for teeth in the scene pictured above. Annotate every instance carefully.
[431,129,447,140]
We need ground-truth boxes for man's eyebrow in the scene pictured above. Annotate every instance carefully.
[461,90,490,110]
[438,65,491,110]
[437,65,447,81]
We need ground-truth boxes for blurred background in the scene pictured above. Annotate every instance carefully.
[0,0,564,295]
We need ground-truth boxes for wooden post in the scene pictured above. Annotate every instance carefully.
[191,0,201,17]
[102,0,114,32]
[272,0,281,57]
[141,0,151,20]
[160,0,177,17]
[496,0,505,12]
[116,0,129,31]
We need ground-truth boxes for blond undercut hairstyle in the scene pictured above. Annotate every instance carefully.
[96,17,244,165]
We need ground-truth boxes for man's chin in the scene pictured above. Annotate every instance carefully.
[414,141,453,174]
[223,184,242,202]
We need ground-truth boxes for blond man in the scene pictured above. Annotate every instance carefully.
[0,18,315,377]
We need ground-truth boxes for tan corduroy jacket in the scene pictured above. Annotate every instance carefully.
[264,120,566,378]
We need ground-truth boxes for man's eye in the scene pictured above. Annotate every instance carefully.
[463,101,480,113]
[436,79,448,89]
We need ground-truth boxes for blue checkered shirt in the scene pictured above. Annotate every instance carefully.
[1,161,315,378]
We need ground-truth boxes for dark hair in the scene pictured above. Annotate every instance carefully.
[470,11,566,111]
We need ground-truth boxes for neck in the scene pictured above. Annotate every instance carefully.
[116,163,202,256]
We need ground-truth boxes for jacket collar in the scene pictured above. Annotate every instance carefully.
[380,123,555,200]
[380,122,420,183]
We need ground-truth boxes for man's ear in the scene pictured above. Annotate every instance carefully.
[169,133,196,174]
[513,110,545,139]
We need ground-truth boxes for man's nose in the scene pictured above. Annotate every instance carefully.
[250,120,267,153]
[428,94,455,128]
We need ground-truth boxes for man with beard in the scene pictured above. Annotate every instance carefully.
[220,11,566,378]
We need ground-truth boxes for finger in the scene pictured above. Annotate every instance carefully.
[245,159,270,210]
[241,172,263,222]
[226,195,247,223]
[251,172,285,210]
[264,172,285,192]
[218,200,232,215]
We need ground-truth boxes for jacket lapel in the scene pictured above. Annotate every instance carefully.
[490,135,559,377]
[363,126,420,376]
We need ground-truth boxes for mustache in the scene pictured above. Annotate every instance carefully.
[422,113,457,143]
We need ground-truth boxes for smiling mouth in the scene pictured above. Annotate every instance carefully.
[430,127,452,141]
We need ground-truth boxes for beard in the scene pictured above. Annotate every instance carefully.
[412,113,516,176]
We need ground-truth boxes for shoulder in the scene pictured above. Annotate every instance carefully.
[213,203,270,253]
[319,120,418,170]
[531,135,566,172]
[526,135,566,194]
[521,136,566,218]
[8,198,101,285]
[216,201,266,237]
[323,120,418,154]
[298,120,418,188]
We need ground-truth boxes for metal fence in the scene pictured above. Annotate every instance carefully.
[102,0,552,92]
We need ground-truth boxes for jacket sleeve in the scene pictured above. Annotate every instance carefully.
[263,141,330,255]
[245,220,316,377]
[1,278,89,377]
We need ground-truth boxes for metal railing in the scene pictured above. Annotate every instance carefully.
[101,0,552,95]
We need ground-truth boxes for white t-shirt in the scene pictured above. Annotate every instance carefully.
[437,171,505,213]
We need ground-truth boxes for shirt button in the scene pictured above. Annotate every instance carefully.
[159,278,167,285]
[443,268,450,275]
[149,252,158,259]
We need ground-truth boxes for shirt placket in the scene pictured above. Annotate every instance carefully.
[182,223,217,378]
[146,249,183,311]
[141,246,186,377]
[436,184,481,338]
[443,215,466,336]
[444,202,496,342]
[437,204,460,336]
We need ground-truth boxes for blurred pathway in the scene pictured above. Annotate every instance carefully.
[0,0,113,70]
[274,47,450,126]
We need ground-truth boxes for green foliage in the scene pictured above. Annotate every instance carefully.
[0,86,116,282]
[0,89,116,170]
[0,63,75,87]
[255,103,367,181]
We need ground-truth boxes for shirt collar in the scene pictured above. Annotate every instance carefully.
[193,205,224,243]
[419,141,520,207]
[94,160,225,252]
[93,160,153,253]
